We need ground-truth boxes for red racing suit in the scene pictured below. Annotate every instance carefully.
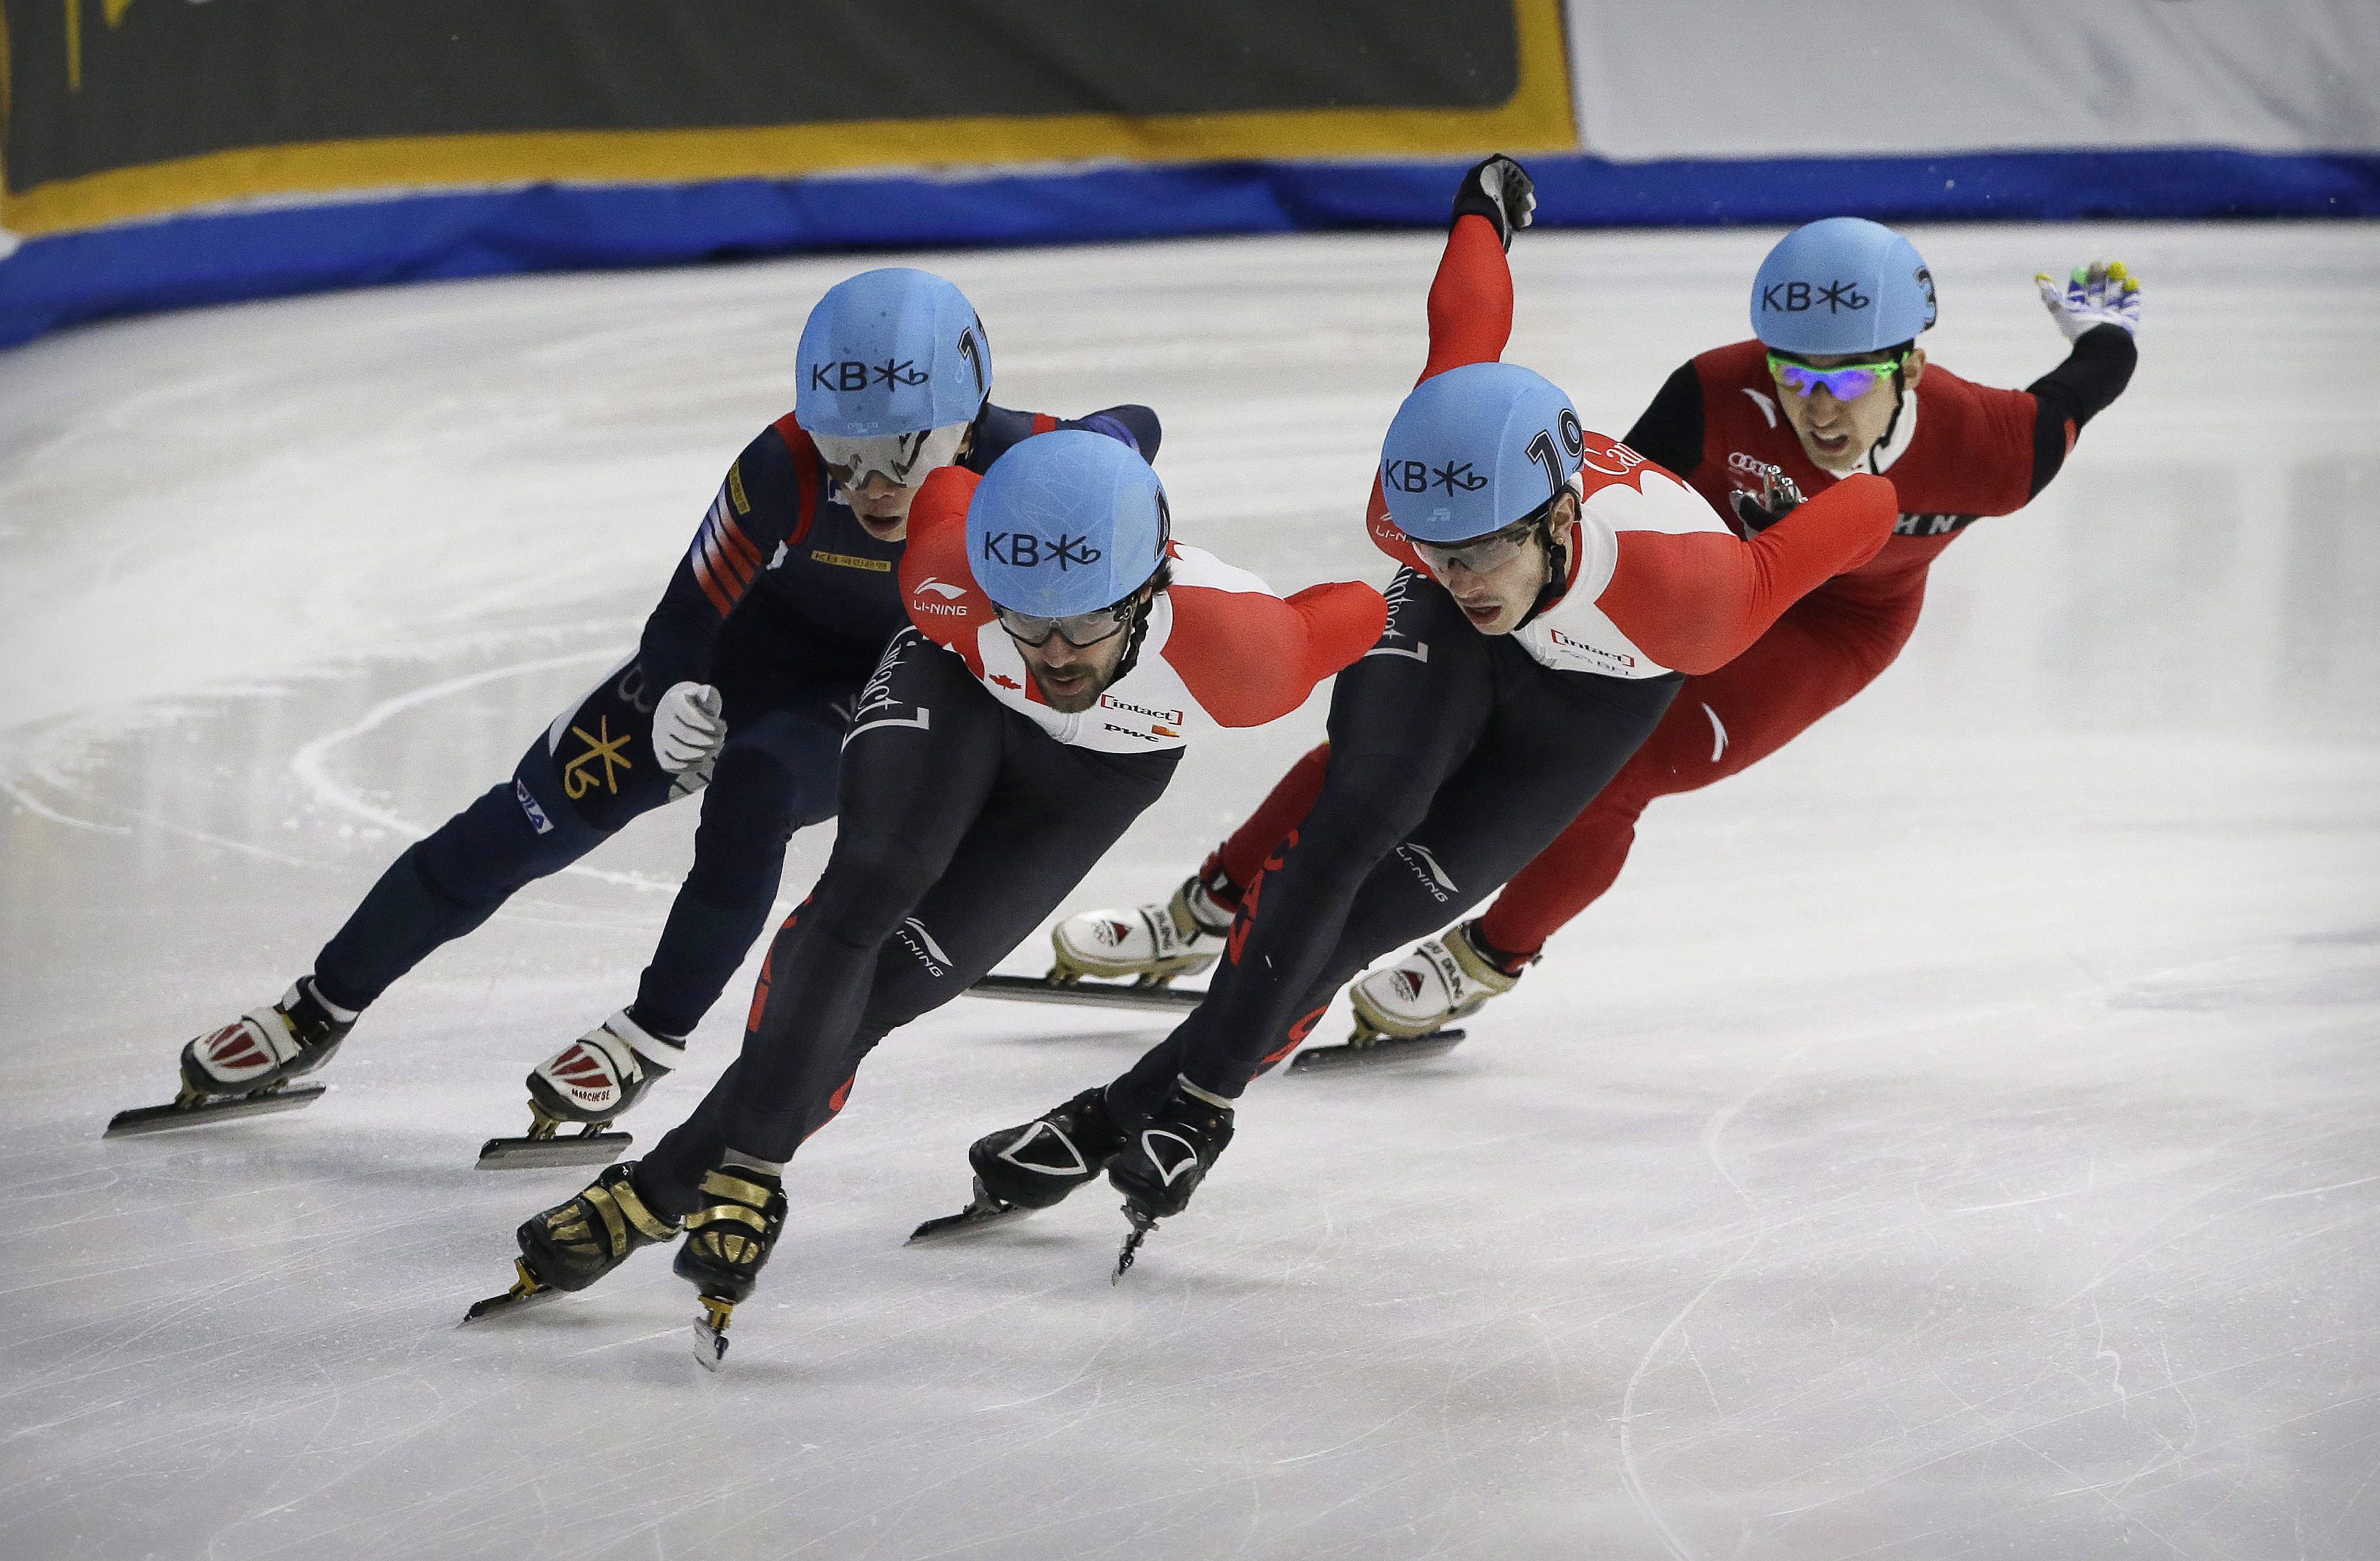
[1208,246,2135,962]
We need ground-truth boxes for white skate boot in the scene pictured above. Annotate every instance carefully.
[479,1010,686,1170]
[107,978,358,1135]
[1050,874,1234,986]
[1348,921,1523,1041]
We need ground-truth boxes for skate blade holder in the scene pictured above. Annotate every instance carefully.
[907,1177,1034,1245]
[1285,1027,1467,1075]
[477,1105,632,1170]
[458,1259,559,1326]
[692,1296,734,1370]
[104,1083,328,1137]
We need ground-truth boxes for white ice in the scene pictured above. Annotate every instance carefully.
[2,222,2376,1560]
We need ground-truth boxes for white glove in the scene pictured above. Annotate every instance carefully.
[2036,259,2141,342]
[652,682,725,773]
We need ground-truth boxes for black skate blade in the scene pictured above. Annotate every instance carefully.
[907,1196,1033,1245]
[968,973,1206,1013]
[104,1084,327,1137]
[475,1131,632,1170]
[1112,1205,1158,1284]
[1286,1028,1467,1074]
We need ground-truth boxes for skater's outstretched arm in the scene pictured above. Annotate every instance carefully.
[1594,472,1900,675]
[1160,577,1387,728]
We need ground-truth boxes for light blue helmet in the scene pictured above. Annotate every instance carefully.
[1751,218,1937,355]
[796,268,992,437]
[968,430,1170,617]
[1379,362,1585,544]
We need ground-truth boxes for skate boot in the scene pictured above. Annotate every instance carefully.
[461,1160,680,1323]
[1106,1078,1235,1280]
[674,1165,788,1368]
[480,1009,685,1169]
[109,978,357,1135]
[180,977,355,1097]
[1348,921,1526,1040]
[909,1087,1129,1242]
[1050,870,1235,986]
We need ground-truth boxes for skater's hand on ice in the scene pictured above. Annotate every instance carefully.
[2037,259,2140,342]
[1452,154,1537,251]
[653,681,725,772]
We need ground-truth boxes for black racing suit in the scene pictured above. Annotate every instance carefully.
[633,629,1178,1217]
[1109,568,1679,1120]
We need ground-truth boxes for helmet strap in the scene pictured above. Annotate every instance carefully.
[1103,562,1171,689]
[1512,486,1579,633]
[1865,351,1915,472]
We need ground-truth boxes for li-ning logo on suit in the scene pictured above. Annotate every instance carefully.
[896,916,952,977]
[1394,842,1459,903]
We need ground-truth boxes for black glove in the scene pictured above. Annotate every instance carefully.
[1728,468,1805,535]
[1451,154,1537,251]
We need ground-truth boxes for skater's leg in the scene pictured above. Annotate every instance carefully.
[1118,650,1680,1111]
[310,654,681,1012]
[627,703,843,1038]
[1109,575,1493,1118]
[1211,742,1331,897]
[1474,591,1920,958]
[710,632,1006,1163]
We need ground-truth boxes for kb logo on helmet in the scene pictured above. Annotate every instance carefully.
[1762,279,1871,314]
[810,358,931,391]
[981,532,1105,571]
[1383,459,1489,496]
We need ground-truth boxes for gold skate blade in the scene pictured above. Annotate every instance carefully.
[968,973,1206,1013]
[692,1297,734,1370]
[104,1083,327,1137]
[458,1260,559,1326]
[1285,1028,1467,1075]
[476,1129,631,1171]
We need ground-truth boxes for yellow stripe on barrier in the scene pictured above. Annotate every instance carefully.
[2,1,1574,238]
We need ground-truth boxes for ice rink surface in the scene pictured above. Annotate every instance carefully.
[3,222,2377,1560]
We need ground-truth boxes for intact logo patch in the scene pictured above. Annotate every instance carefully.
[1099,693,1185,726]
[810,549,891,572]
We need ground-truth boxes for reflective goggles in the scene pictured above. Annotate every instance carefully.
[1766,351,1906,402]
[994,600,1136,649]
[1412,513,1543,577]
[811,421,970,492]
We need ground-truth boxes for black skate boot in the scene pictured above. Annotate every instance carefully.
[460,1161,681,1323]
[108,978,357,1136]
[673,1165,788,1368]
[909,1088,1128,1243]
[478,1009,684,1170]
[1106,1078,1235,1281]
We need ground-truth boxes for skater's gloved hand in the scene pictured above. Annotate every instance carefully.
[2036,259,2141,342]
[652,681,725,772]
[1728,466,1805,535]
[1451,154,1537,251]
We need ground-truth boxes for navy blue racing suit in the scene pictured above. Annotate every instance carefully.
[308,402,1160,1039]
